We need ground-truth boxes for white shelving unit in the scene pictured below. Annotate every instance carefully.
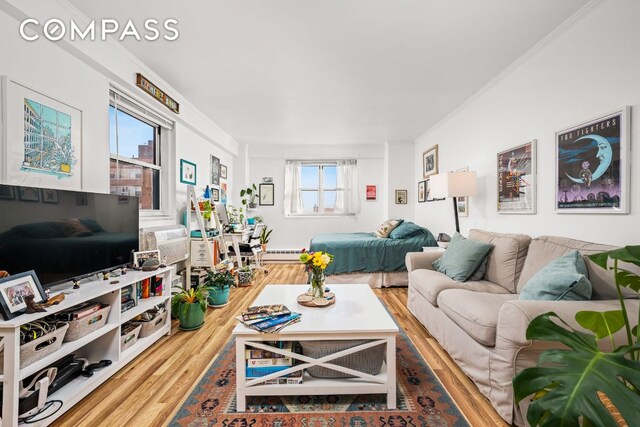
[0,267,173,426]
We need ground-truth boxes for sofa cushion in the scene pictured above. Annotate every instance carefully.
[409,269,511,307]
[432,232,493,282]
[468,229,531,293]
[520,251,592,301]
[516,236,633,300]
[438,290,518,346]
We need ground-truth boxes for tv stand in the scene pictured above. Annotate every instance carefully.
[0,267,173,426]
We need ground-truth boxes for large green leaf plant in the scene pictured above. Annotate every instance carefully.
[513,246,640,426]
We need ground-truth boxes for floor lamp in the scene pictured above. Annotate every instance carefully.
[429,171,477,233]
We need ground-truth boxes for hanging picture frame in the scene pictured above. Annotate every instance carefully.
[210,155,221,186]
[395,189,408,204]
[418,180,426,203]
[220,164,228,180]
[18,186,39,202]
[211,187,220,202]
[497,141,537,214]
[456,167,469,217]
[180,159,197,185]
[422,144,439,178]
[366,185,377,201]
[556,108,630,214]
[2,76,83,190]
[259,183,274,206]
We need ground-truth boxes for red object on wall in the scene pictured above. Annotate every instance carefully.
[366,185,377,201]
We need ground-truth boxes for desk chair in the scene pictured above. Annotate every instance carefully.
[228,223,268,274]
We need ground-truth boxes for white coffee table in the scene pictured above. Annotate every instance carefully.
[232,283,399,411]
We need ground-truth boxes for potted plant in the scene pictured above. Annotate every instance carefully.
[513,246,640,426]
[260,226,273,252]
[202,270,236,307]
[236,266,255,287]
[240,184,258,209]
[171,286,208,331]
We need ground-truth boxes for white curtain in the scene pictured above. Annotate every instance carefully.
[284,160,304,215]
[335,159,359,214]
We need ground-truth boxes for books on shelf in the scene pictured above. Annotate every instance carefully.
[246,370,303,384]
[245,341,303,384]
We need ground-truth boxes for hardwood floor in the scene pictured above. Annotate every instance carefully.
[55,264,509,427]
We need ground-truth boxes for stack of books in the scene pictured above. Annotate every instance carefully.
[245,342,303,384]
[236,304,301,333]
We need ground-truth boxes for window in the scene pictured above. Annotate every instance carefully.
[109,91,166,211]
[284,160,359,216]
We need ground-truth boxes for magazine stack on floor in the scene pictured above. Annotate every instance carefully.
[235,304,301,333]
[245,341,303,384]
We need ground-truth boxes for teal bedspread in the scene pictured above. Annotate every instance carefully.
[309,228,437,275]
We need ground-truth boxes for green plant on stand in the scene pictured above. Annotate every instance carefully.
[240,183,258,209]
[202,270,236,307]
[513,246,640,426]
[171,286,208,331]
[237,265,255,287]
[259,226,272,252]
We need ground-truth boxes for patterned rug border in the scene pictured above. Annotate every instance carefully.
[170,298,470,426]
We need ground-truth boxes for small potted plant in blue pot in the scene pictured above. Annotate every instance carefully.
[202,270,236,308]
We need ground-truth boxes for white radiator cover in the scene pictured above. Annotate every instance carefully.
[262,249,303,261]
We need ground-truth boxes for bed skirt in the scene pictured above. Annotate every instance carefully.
[324,270,408,289]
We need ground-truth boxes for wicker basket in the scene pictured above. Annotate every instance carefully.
[64,305,111,342]
[132,311,168,338]
[300,339,385,378]
[120,323,142,352]
[0,322,69,372]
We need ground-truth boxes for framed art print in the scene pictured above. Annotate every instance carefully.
[180,159,197,185]
[18,186,39,202]
[0,271,47,320]
[556,108,630,214]
[456,167,469,217]
[133,250,161,268]
[210,155,221,186]
[41,188,59,204]
[366,185,377,201]
[418,180,426,203]
[422,144,439,178]
[221,182,227,204]
[220,164,228,180]
[259,183,274,206]
[395,189,407,204]
[0,185,15,200]
[497,141,537,214]
[211,187,220,202]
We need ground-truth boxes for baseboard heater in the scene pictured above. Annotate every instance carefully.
[263,249,304,261]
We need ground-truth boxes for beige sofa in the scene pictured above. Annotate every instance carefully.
[406,229,639,426]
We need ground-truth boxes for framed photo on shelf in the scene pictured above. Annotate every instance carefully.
[497,141,536,214]
[210,155,221,186]
[211,187,220,202]
[556,108,630,214]
[18,186,39,202]
[456,167,469,217]
[418,180,426,203]
[133,250,161,268]
[0,185,15,200]
[220,164,228,180]
[0,270,47,320]
[180,159,197,185]
[395,189,407,204]
[422,144,439,178]
[259,183,274,206]
[366,185,377,201]
[41,188,59,204]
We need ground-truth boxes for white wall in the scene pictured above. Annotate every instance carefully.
[385,141,415,221]
[246,144,389,249]
[0,2,238,227]
[414,0,640,247]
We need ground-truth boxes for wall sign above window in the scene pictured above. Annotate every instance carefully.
[136,73,180,114]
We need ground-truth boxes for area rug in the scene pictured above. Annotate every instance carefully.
[171,305,469,427]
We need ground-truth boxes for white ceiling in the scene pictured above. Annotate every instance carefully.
[69,0,589,145]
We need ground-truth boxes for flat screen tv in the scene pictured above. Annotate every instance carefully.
[0,184,139,288]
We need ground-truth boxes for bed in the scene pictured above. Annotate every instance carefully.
[309,222,437,288]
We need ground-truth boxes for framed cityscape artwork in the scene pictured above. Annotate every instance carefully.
[497,141,537,214]
[556,108,630,214]
[422,144,439,178]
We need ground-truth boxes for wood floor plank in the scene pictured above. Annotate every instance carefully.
[54,264,508,427]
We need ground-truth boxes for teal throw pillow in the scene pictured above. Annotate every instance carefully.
[519,250,592,301]
[389,222,423,239]
[432,232,493,282]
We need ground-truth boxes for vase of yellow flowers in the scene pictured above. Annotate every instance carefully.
[299,250,334,298]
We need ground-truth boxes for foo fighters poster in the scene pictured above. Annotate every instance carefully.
[556,108,630,213]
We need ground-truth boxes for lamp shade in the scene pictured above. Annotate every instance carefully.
[429,171,477,198]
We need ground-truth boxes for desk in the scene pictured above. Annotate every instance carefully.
[224,230,252,268]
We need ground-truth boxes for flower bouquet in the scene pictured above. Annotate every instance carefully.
[299,249,334,298]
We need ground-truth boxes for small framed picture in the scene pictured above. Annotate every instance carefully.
[423,144,439,178]
[418,181,426,203]
[259,183,274,206]
[395,190,408,204]
[366,185,377,201]
[0,185,15,200]
[210,155,220,186]
[41,188,59,204]
[18,186,40,202]
[133,250,161,268]
[457,167,469,216]
[180,159,197,185]
[220,164,228,180]
[0,271,47,320]
[211,187,220,202]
